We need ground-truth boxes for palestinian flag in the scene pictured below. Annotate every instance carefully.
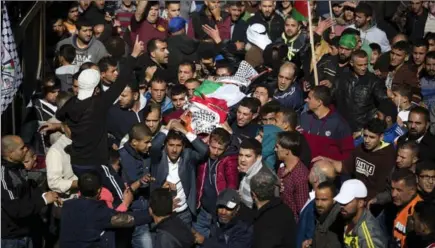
[292,1,309,21]
[193,80,246,107]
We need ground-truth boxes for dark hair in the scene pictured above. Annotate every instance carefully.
[165,1,180,8]
[75,16,92,30]
[149,188,173,216]
[215,61,234,75]
[414,201,435,233]
[355,2,373,17]
[410,106,430,123]
[129,123,153,142]
[392,84,413,102]
[228,1,243,7]
[239,97,261,114]
[413,39,429,49]
[98,57,118,73]
[109,148,120,165]
[351,49,368,60]
[377,99,398,123]
[425,32,435,42]
[276,131,301,157]
[391,168,417,188]
[59,44,76,64]
[259,100,281,117]
[165,130,185,145]
[369,43,381,54]
[104,36,126,60]
[42,76,61,96]
[254,84,273,99]
[210,128,231,148]
[147,38,166,54]
[78,172,102,197]
[150,78,167,88]
[277,107,298,129]
[185,78,201,85]
[392,41,410,55]
[250,171,277,201]
[67,2,79,12]
[398,141,419,157]
[73,71,80,81]
[143,102,161,119]
[56,91,73,108]
[179,60,195,74]
[170,84,187,98]
[416,160,435,175]
[311,85,332,106]
[240,138,262,156]
[317,181,337,196]
[79,62,97,72]
[364,118,386,135]
[342,28,361,37]
[126,81,140,93]
[426,51,435,60]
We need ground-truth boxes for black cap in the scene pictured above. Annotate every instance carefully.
[216,189,241,209]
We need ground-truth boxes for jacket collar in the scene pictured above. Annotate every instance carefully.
[1,159,23,170]
[255,197,282,219]
[124,142,145,160]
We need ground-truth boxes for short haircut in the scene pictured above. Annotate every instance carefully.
[259,100,281,117]
[377,99,398,123]
[79,62,97,72]
[238,97,261,114]
[392,84,413,101]
[147,38,166,54]
[143,102,161,119]
[410,106,430,123]
[342,28,361,37]
[165,1,180,8]
[228,1,243,7]
[391,168,417,188]
[215,61,234,75]
[150,78,167,88]
[355,2,373,17]
[413,39,429,49]
[209,128,231,148]
[425,32,435,42]
[277,107,298,129]
[254,84,273,98]
[317,181,337,196]
[179,60,195,74]
[98,57,118,73]
[240,138,262,156]
[414,201,435,233]
[351,49,368,60]
[311,85,332,106]
[78,172,102,197]
[129,123,153,142]
[416,160,435,175]
[165,130,185,145]
[149,188,173,216]
[170,84,187,97]
[126,81,139,93]
[250,171,277,201]
[104,36,126,60]
[398,141,419,157]
[369,43,381,54]
[75,16,92,30]
[392,41,410,55]
[185,78,201,85]
[276,131,301,157]
[364,118,386,135]
[56,91,73,109]
[59,44,76,64]
[426,51,435,60]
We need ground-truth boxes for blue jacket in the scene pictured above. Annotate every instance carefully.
[144,92,173,113]
[119,142,151,211]
[296,200,316,248]
[354,122,405,147]
[273,84,304,112]
[150,131,209,215]
[107,102,145,145]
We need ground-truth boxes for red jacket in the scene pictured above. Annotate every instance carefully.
[196,154,239,209]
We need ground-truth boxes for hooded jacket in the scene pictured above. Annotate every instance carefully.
[196,147,239,209]
[56,35,108,66]
[301,107,354,162]
[56,56,137,166]
[261,125,282,171]
[348,23,391,53]
[334,71,389,132]
[276,31,309,66]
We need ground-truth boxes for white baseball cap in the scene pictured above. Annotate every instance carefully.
[77,69,100,100]
[334,179,368,205]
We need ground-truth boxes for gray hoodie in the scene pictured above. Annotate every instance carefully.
[56,35,108,66]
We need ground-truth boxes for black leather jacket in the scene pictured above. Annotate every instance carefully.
[334,71,388,132]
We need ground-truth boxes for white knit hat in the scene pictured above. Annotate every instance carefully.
[247,24,272,50]
[77,69,100,100]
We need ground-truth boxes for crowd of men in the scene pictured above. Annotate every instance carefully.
[2,0,435,248]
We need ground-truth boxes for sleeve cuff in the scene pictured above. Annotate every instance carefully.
[42,193,48,205]
[185,132,197,142]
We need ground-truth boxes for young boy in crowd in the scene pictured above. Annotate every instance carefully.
[391,84,417,127]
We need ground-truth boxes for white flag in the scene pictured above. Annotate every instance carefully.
[1,2,23,114]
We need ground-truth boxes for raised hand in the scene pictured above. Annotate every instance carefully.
[131,35,145,58]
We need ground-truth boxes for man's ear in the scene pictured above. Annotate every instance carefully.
[133,92,139,101]
[150,51,156,59]
[386,116,392,124]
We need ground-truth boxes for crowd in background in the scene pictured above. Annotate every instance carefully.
[2,0,435,248]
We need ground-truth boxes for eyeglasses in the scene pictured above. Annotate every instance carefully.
[418,175,435,181]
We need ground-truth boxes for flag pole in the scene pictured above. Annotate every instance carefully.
[329,1,335,33]
[307,0,319,86]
